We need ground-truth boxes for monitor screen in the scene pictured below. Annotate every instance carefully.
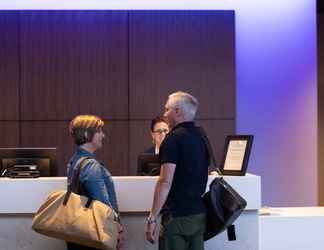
[0,148,57,178]
[137,153,160,176]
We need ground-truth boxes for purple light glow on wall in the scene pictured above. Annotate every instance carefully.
[236,1,317,206]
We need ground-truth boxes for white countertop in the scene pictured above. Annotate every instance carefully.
[0,174,261,213]
[259,207,324,250]
[260,206,324,217]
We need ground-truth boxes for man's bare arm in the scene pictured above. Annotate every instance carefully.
[149,163,176,219]
[145,163,176,243]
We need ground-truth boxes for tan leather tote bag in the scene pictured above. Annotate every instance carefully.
[32,157,119,250]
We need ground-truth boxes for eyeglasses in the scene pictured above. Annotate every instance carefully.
[153,129,169,134]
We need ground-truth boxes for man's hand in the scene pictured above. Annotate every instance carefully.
[145,218,157,244]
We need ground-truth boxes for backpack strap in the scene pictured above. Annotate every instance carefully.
[196,126,221,174]
[227,224,236,241]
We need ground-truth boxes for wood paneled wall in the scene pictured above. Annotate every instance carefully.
[0,10,235,176]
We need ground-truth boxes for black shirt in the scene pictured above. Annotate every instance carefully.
[159,121,209,217]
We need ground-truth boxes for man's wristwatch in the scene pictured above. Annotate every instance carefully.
[147,216,157,224]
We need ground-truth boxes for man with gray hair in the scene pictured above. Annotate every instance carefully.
[145,91,210,250]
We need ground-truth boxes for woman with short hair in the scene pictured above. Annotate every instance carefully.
[67,114,123,250]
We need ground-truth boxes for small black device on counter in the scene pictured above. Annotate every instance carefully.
[0,148,57,178]
[1,159,41,178]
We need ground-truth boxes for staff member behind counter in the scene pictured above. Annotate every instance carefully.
[137,116,169,176]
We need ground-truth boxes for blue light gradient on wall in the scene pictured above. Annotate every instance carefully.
[0,0,317,206]
[235,1,317,206]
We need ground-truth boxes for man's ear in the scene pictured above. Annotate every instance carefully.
[151,132,156,144]
[174,106,181,115]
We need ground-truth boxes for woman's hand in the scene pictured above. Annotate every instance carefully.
[117,224,124,250]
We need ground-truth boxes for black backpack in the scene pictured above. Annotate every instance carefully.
[197,127,247,241]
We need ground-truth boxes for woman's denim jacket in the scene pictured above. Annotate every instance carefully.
[67,147,119,213]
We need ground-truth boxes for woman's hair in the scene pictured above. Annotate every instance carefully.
[150,116,168,132]
[69,115,104,146]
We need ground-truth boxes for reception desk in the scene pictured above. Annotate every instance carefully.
[0,174,261,250]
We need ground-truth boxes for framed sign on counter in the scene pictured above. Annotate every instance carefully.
[220,135,253,176]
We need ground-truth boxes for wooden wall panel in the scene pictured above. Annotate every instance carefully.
[20,121,73,176]
[0,10,235,176]
[95,121,129,176]
[20,11,128,120]
[78,11,129,120]
[20,121,129,176]
[0,12,19,120]
[129,10,235,119]
[0,122,19,147]
[20,11,80,120]
[196,120,236,166]
[129,120,154,175]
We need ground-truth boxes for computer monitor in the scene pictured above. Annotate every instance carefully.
[137,153,160,176]
[0,148,57,178]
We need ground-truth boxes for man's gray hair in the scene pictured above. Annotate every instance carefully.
[168,91,198,121]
